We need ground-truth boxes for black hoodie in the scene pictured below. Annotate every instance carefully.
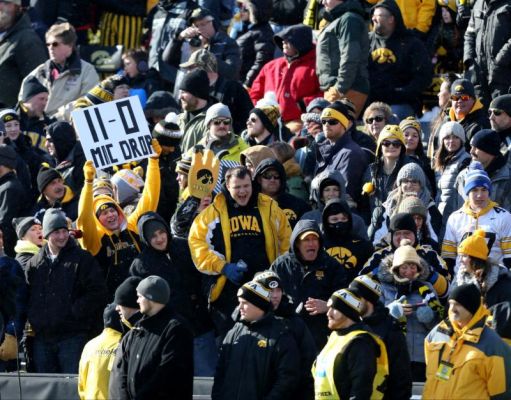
[130,211,211,335]
[367,0,433,113]
[322,198,373,282]
[254,158,310,228]
[270,219,348,348]
[45,121,86,195]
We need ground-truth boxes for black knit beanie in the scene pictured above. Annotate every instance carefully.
[37,164,62,193]
[449,284,481,316]
[179,69,210,100]
[114,276,142,308]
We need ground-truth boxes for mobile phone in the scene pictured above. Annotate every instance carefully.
[411,302,426,309]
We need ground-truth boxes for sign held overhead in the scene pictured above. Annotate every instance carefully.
[72,96,155,169]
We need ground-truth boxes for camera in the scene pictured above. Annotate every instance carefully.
[189,36,202,47]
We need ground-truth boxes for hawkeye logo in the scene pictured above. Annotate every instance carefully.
[327,246,358,269]
[283,208,297,223]
[229,216,261,234]
[257,340,267,348]
[371,47,396,64]
[196,169,214,185]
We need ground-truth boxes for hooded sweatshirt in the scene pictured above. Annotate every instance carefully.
[254,158,310,228]
[130,212,198,332]
[77,157,161,298]
[322,198,374,282]
[270,219,348,348]
[302,170,368,240]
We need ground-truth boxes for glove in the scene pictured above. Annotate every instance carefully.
[151,138,162,159]
[324,86,343,102]
[83,160,96,182]
[222,261,248,285]
[416,306,435,324]
[133,165,144,178]
[387,295,407,319]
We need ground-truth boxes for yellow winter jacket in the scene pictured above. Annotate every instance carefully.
[366,0,436,33]
[78,327,122,400]
[77,157,160,256]
[423,305,511,399]
[189,191,291,301]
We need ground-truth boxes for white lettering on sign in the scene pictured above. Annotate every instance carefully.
[72,96,155,169]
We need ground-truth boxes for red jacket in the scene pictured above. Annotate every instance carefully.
[250,49,323,122]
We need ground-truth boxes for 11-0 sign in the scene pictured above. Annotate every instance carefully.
[72,96,155,169]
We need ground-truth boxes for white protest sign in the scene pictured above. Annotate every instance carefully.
[72,96,155,169]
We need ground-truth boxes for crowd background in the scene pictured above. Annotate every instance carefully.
[0,0,511,398]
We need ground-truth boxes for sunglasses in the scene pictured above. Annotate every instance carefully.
[365,115,385,124]
[212,119,231,126]
[450,94,471,102]
[488,108,504,117]
[46,42,62,48]
[261,173,280,180]
[401,179,419,184]
[321,119,340,126]
[381,140,401,148]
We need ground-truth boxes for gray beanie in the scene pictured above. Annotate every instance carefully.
[42,208,68,238]
[13,216,41,240]
[396,163,426,189]
[137,275,170,304]
[438,121,465,145]
[205,103,231,127]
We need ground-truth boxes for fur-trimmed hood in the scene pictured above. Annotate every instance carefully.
[455,262,508,295]
[378,252,431,285]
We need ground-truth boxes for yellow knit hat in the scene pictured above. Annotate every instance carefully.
[458,229,488,260]
[376,125,405,157]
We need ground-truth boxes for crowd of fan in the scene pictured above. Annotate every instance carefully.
[0,0,511,399]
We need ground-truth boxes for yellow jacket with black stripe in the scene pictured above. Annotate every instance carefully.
[189,191,291,301]
[78,327,122,400]
[77,157,161,257]
[423,305,511,400]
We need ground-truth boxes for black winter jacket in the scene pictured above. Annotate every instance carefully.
[0,172,27,256]
[363,302,412,400]
[464,0,511,104]
[276,297,317,400]
[0,14,47,108]
[130,212,211,335]
[117,305,194,399]
[270,219,349,348]
[367,0,433,113]
[236,0,275,87]
[329,323,380,400]
[24,239,107,339]
[212,312,300,400]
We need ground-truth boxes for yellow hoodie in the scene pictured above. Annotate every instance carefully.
[77,157,161,256]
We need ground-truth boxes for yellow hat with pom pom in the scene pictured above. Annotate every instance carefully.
[458,229,489,261]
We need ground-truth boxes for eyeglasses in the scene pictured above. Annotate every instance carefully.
[212,119,231,126]
[450,94,471,102]
[365,115,385,124]
[321,119,340,126]
[489,108,504,117]
[46,42,62,48]
[261,172,280,180]
[381,140,401,148]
